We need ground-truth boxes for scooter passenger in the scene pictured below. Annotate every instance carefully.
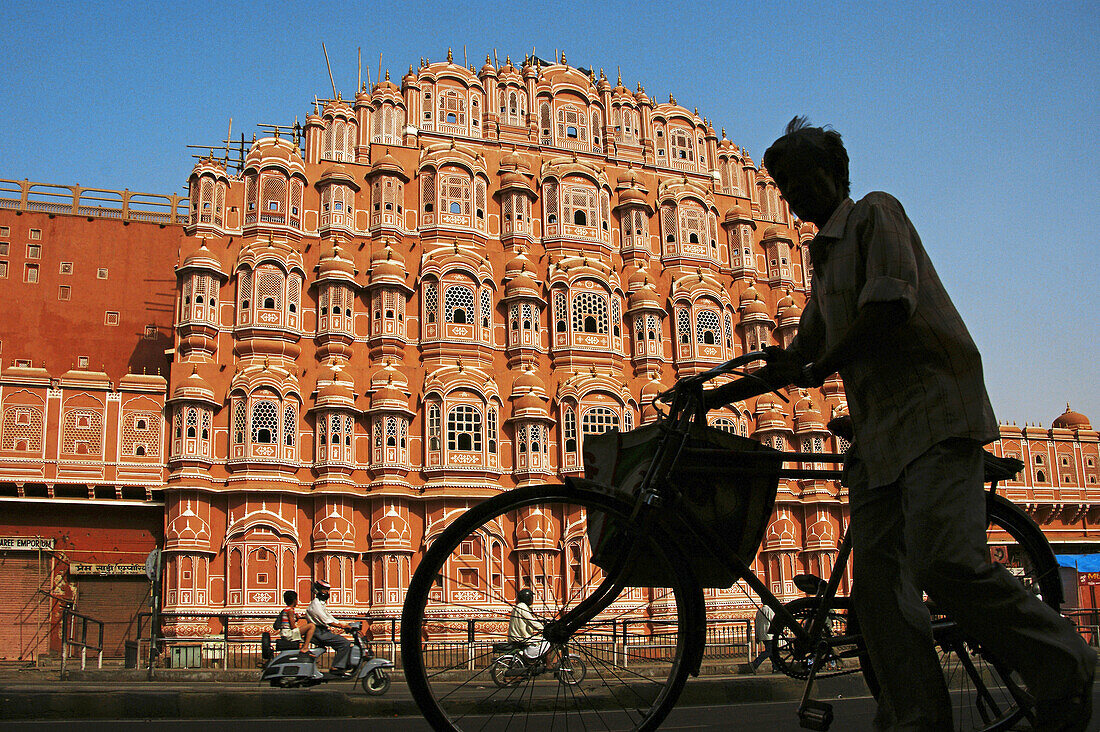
[305,579,352,675]
[280,590,315,652]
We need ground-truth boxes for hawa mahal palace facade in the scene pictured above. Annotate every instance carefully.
[0,51,1096,658]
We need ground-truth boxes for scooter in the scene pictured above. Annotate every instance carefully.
[260,621,394,694]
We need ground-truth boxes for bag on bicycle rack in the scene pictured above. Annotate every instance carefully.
[583,422,782,588]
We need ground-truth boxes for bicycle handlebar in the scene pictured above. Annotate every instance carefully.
[655,350,789,414]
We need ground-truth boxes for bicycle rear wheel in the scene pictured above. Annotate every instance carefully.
[854,492,1062,731]
[401,483,701,732]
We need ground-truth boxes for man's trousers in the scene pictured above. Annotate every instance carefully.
[848,438,1093,731]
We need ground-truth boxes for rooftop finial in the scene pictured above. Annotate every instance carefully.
[447,47,453,63]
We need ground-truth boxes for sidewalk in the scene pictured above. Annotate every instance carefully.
[0,665,871,720]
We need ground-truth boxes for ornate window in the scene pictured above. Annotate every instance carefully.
[251,400,278,445]
[440,175,471,217]
[553,291,568,333]
[556,105,587,147]
[424,281,438,324]
[563,185,597,227]
[696,310,721,345]
[371,106,403,145]
[679,201,707,251]
[257,269,282,311]
[62,408,103,456]
[428,403,441,451]
[712,417,736,433]
[571,291,608,334]
[486,406,498,456]
[474,179,487,229]
[676,308,691,345]
[543,180,558,225]
[283,404,296,447]
[621,208,649,252]
[670,128,694,162]
[438,90,467,130]
[563,408,577,453]
[480,289,492,329]
[500,88,527,126]
[237,270,252,324]
[447,404,482,452]
[233,400,246,446]
[1,406,43,452]
[445,284,474,325]
[581,406,620,438]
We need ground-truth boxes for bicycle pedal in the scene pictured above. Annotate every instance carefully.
[797,700,834,731]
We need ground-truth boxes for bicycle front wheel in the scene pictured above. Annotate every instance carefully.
[401,483,701,732]
[854,491,1063,731]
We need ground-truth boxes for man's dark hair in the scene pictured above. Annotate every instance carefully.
[763,116,850,198]
[284,590,297,605]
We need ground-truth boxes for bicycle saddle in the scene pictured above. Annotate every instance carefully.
[983,452,1023,483]
[826,415,853,441]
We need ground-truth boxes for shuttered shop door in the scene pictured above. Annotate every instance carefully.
[74,577,150,657]
[0,552,51,661]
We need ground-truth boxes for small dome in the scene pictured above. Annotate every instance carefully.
[794,393,825,431]
[317,165,360,190]
[515,506,556,548]
[753,394,788,432]
[1053,405,1091,430]
[370,506,412,545]
[504,272,541,299]
[172,368,217,404]
[179,243,227,276]
[370,149,408,180]
[504,250,534,278]
[626,266,650,291]
[628,286,662,309]
[167,507,211,546]
[318,246,356,278]
[761,225,791,243]
[369,245,408,284]
[316,369,356,403]
[724,202,754,224]
[313,507,355,544]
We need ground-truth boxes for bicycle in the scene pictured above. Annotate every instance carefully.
[401,350,1061,731]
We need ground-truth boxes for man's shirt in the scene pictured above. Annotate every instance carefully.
[508,602,543,643]
[789,192,998,488]
[306,598,338,628]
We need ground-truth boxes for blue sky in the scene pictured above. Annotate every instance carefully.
[1,1,1096,426]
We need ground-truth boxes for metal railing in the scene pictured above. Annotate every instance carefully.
[60,605,104,675]
[0,178,189,225]
[127,610,757,672]
[1064,608,1100,647]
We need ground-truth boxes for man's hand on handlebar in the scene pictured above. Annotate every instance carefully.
[761,346,823,389]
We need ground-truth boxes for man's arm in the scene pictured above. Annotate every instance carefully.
[805,194,918,382]
[802,301,908,385]
[705,294,826,409]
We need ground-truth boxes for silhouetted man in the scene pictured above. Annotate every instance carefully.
[713,116,1094,731]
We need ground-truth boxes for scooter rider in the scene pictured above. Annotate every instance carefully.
[305,579,352,675]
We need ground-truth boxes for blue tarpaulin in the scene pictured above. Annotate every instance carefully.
[1056,554,1100,572]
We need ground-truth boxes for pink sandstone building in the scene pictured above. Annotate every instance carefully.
[0,51,1096,660]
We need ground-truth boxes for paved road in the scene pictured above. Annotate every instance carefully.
[2,698,875,731]
[6,693,1100,732]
